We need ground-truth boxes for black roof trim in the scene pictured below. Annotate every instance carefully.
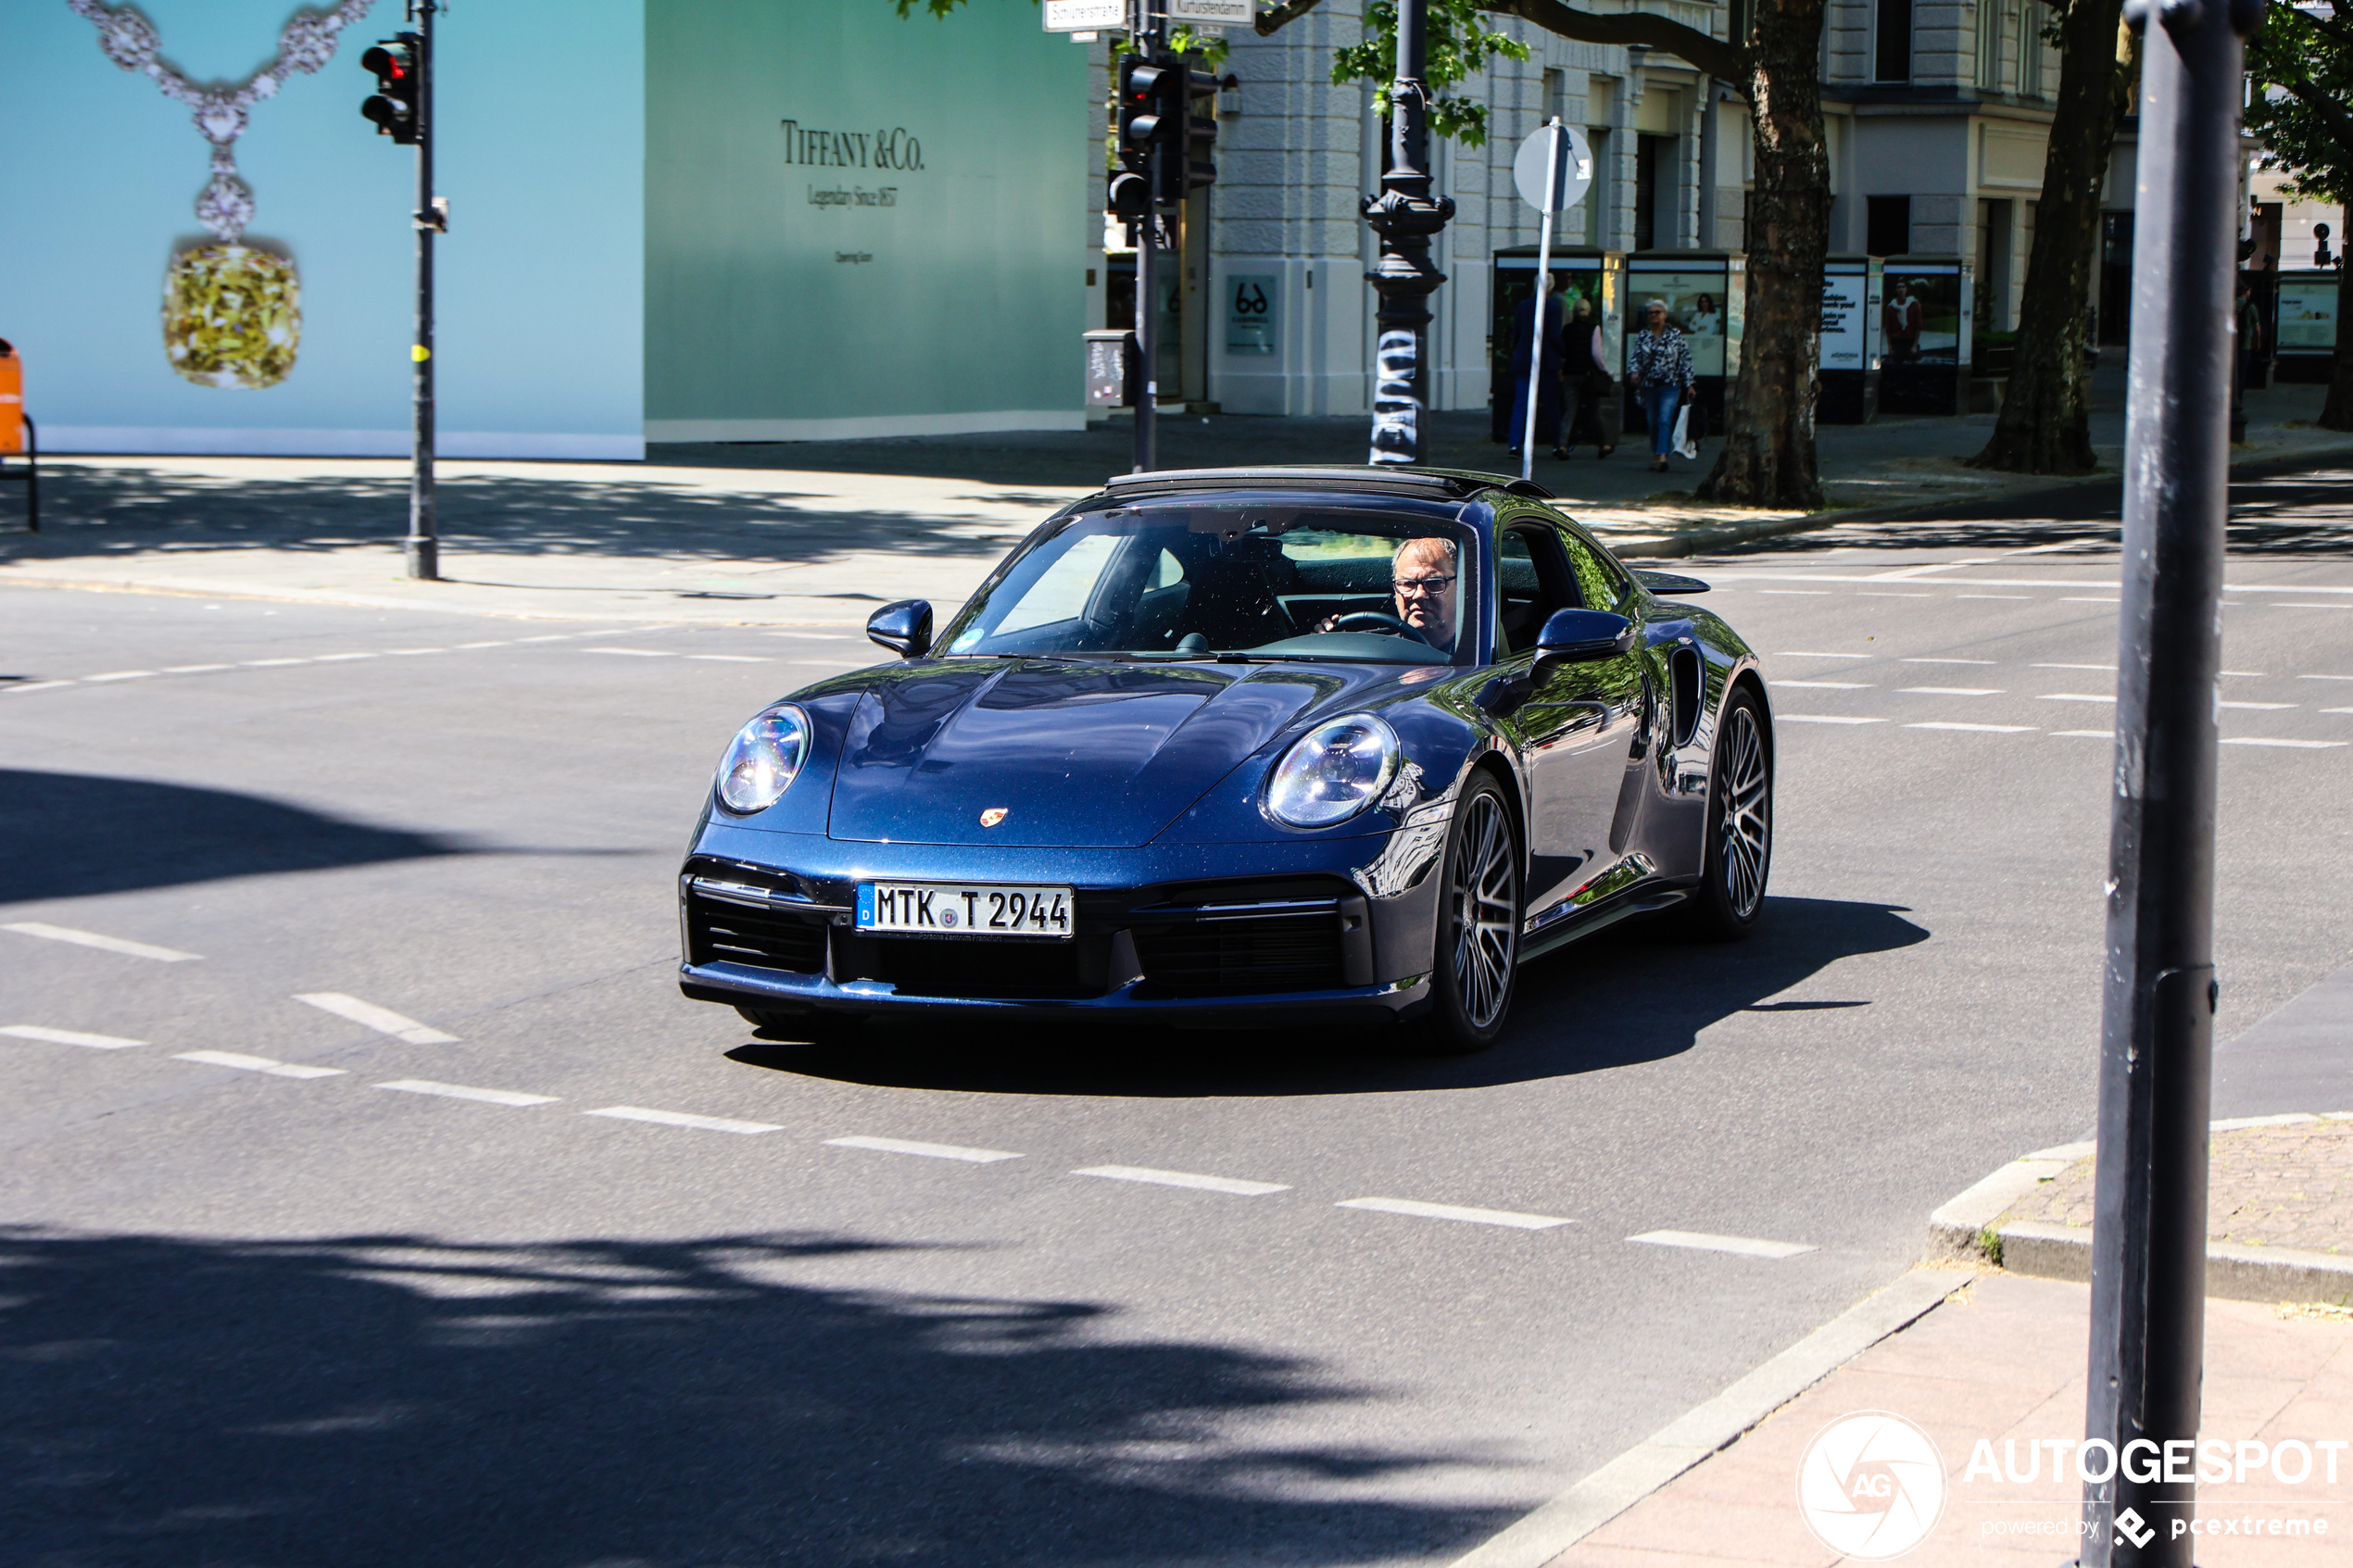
[1100,465,1554,501]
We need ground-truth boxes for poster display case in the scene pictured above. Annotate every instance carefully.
[1876,257,1974,416]
[1818,255,1882,423]
[1488,246,1625,449]
[1623,252,1744,434]
[2273,270,2340,383]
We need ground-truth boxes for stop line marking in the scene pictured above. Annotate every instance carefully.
[3,1023,148,1049]
[2,922,201,962]
[825,1134,1022,1163]
[175,1050,346,1080]
[1337,1197,1574,1231]
[296,992,459,1044]
[1629,1229,1818,1260]
[375,1078,557,1108]
[585,1105,782,1135]
[1074,1165,1290,1197]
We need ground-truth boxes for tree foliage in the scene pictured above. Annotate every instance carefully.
[2246,0,2353,206]
[1327,0,1529,146]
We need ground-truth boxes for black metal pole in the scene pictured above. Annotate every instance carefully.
[1361,0,1453,466]
[1132,0,1160,474]
[2077,0,2259,1560]
[405,0,438,581]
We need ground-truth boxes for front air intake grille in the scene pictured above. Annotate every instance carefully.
[1134,914,1344,996]
[686,891,828,973]
[873,937,1092,1000]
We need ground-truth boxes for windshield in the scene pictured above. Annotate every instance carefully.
[938,495,1476,664]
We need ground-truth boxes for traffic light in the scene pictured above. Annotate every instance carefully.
[360,34,422,144]
[1117,54,1174,154]
[1160,67,1219,204]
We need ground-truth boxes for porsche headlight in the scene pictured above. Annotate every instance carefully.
[715,704,812,814]
[1264,714,1402,830]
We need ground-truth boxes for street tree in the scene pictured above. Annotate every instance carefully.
[2246,0,2353,429]
[1968,0,2136,475]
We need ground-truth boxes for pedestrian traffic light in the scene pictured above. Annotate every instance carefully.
[360,34,422,144]
[1159,67,1219,204]
[1118,54,1174,152]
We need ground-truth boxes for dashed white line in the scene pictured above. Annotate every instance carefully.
[2,1023,148,1049]
[1628,1230,1818,1260]
[2272,603,2353,610]
[2054,730,2114,739]
[3,681,77,694]
[1769,680,1871,689]
[2218,701,2295,710]
[1338,1197,1573,1231]
[454,641,510,649]
[175,1050,346,1080]
[1907,721,2035,733]
[1901,686,2003,696]
[84,671,155,683]
[2324,708,2353,716]
[385,648,448,656]
[2221,737,2347,750]
[1901,658,1996,665]
[375,1078,557,1107]
[1779,715,1886,725]
[824,1135,1022,1163]
[314,652,378,662]
[513,633,572,643]
[2060,597,2122,605]
[2035,663,2113,671]
[1074,1165,1290,1197]
[2300,674,2353,682]
[2220,671,2267,678]
[295,992,459,1044]
[585,1105,783,1135]
[583,648,674,658]
[242,658,310,668]
[163,663,233,673]
[2,922,201,962]
[2040,693,2117,704]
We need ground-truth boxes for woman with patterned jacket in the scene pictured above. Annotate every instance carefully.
[1626,298,1695,473]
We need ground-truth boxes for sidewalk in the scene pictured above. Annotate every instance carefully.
[2,377,2343,626]
[1541,1270,2353,1566]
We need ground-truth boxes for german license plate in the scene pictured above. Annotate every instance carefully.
[856,882,1075,940]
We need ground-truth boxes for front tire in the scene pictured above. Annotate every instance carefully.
[1413,773,1522,1055]
[1678,685,1771,940]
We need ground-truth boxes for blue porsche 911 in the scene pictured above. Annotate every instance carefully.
[677,465,1772,1053]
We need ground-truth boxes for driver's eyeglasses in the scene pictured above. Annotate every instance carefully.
[1392,575,1456,596]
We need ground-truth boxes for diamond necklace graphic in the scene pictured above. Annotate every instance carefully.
[69,0,376,388]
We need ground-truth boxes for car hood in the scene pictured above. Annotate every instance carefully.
[826,659,1379,847]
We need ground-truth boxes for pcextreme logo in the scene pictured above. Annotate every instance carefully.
[1794,1411,1948,1560]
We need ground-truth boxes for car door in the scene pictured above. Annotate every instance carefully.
[1512,519,1652,924]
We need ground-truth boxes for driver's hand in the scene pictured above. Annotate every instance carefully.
[1315,612,1341,633]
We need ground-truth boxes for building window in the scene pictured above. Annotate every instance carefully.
[1868,194,1911,257]
[2020,2,2045,95]
[1635,134,1677,250]
[1876,0,1914,82]
[1976,0,2002,91]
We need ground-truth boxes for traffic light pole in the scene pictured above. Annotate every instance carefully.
[406,0,438,582]
[1131,1,1161,475]
[1361,0,1453,465]
[2075,0,2260,1561]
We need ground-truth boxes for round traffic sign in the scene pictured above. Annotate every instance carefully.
[1512,121,1593,214]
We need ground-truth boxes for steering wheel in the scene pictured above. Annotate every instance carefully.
[1330,610,1431,646]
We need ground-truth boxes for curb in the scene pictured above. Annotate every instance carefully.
[1922,1113,2353,1306]
[1443,1266,1958,1568]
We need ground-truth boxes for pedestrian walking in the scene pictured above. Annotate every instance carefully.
[1626,298,1693,474]
[1507,274,1569,460]
[1556,295,1611,458]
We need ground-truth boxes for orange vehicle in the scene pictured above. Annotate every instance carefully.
[0,338,33,531]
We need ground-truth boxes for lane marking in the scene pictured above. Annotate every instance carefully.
[453,641,510,649]
[513,634,572,643]
[1775,652,1869,659]
[583,648,674,658]
[175,1050,346,1080]
[295,992,459,1045]
[2218,700,2295,710]
[163,663,233,672]
[2039,693,2116,703]
[1901,686,2003,696]
[2035,663,2113,671]
[2,681,77,694]
[2271,603,2353,610]
[1628,1230,1818,1260]
[2323,707,2353,716]
[1957,594,2032,600]
[824,1134,1022,1163]
[1900,658,1995,665]
[242,658,310,667]
[2220,671,2267,677]
[1907,721,2035,733]
[1769,680,1870,689]
[1339,1197,1573,1231]
[1856,592,1931,598]
[2299,673,2353,682]
[385,648,448,656]
[1779,715,1885,725]
[2060,597,2121,604]
[314,652,377,662]
[686,654,770,663]
[585,1105,784,1135]
[375,1078,556,1107]
[2,1023,147,1049]
[2054,729,2114,738]
[2221,737,2347,749]
[84,671,155,683]
[2,922,201,962]
[1073,1165,1290,1197]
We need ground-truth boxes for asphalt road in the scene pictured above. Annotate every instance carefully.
[3,467,2350,1567]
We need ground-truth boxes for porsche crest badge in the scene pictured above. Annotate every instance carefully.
[979,808,1009,828]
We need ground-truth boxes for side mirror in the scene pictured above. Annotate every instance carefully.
[1535,608,1635,663]
[1634,569,1709,596]
[867,599,933,659]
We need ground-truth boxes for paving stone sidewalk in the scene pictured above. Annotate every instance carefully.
[1541,1271,2353,1566]
[2000,1116,2353,1258]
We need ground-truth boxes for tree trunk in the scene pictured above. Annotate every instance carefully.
[2323,203,2353,431]
[1969,0,2132,473]
[1695,0,1830,508]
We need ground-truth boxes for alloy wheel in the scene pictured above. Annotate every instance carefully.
[1718,702,1770,920]
[1449,790,1519,1031]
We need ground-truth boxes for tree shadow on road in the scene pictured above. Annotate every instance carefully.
[0,1226,1507,1568]
[735,896,1931,1098]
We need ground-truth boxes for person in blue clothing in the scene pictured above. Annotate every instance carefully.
[1506,274,1569,461]
[1626,298,1696,473]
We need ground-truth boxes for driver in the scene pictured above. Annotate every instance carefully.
[1315,536,1460,652]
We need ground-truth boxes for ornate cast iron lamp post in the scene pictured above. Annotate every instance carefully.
[1362,0,1453,465]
